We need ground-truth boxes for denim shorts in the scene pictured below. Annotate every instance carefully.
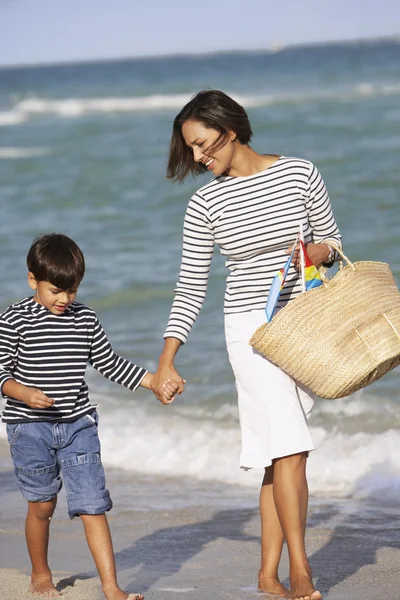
[6,412,112,519]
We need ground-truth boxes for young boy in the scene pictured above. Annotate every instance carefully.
[0,233,178,600]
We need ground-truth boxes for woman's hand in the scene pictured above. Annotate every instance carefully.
[286,243,330,269]
[150,364,186,405]
[160,378,181,404]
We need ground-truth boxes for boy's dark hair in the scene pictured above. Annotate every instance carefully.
[166,89,253,183]
[27,233,85,290]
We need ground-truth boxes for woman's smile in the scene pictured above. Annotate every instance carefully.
[205,157,215,170]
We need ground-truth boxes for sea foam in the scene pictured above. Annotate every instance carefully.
[1,82,400,126]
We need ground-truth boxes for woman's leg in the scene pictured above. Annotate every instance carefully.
[25,497,61,597]
[272,452,321,600]
[258,463,289,596]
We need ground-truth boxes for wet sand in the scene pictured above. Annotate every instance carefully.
[1,439,399,599]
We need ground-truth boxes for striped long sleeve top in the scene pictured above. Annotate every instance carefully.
[0,297,147,423]
[165,157,342,343]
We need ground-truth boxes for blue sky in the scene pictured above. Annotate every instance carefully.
[0,0,399,66]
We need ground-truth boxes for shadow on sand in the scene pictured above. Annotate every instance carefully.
[116,507,259,592]
[306,496,400,597]
[57,494,399,596]
[56,506,259,594]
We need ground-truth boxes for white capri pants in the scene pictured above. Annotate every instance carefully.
[225,309,315,470]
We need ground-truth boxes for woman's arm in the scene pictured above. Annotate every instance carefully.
[305,162,342,266]
[150,337,185,404]
[164,192,215,344]
[288,162,342,268]
[307,163,341,241]
[152,193,214,403]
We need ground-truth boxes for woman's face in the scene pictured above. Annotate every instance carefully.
[181,120,236,177]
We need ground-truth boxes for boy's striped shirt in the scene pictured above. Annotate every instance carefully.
[165,157,342,343]
[0,298,147,423]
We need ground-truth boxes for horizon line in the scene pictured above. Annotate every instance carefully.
[0,33,399,70]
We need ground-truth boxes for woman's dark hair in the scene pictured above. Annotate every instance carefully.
[167,90,253,182]
[27,233,85,290]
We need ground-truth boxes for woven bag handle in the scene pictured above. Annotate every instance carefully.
[318,242,355,283]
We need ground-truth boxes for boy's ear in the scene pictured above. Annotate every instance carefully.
[27,272,38,291]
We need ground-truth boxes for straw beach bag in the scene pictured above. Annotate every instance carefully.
[249,246,400,399]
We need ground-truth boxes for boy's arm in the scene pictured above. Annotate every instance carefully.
[140,372,153,390]
[2,380,54,408]
[89,317,149,392]
[0,318,54,408]
[0,318,18,393]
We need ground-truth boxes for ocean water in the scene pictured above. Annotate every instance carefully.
[0,39,399,508]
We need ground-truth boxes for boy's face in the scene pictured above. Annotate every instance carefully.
[28,273,78,315]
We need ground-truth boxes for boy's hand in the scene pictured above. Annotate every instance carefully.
[2,379,55,409]
[22,387,55,409]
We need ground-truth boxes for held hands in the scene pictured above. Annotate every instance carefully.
[160,379,181,404]
[286,242,330,269]
[150,364,186,405]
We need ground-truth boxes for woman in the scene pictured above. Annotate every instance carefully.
[152,90,341,600]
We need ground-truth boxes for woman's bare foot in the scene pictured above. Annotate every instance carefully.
[29,575,61,597]
[289,570,322,600]
[102,583,144,600]
[258,572,290,597]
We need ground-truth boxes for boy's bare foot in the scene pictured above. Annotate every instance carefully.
[258,572,290,598]
[29,576,62,597]
[289,570,322,600]
[102,583,144,600]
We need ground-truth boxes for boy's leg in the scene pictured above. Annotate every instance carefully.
[80,513,143,600]
[26,498,61,597]
[6,421,62,597]
[60,413,143,600]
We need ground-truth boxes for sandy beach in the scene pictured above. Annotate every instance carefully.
[1,439,399,600]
